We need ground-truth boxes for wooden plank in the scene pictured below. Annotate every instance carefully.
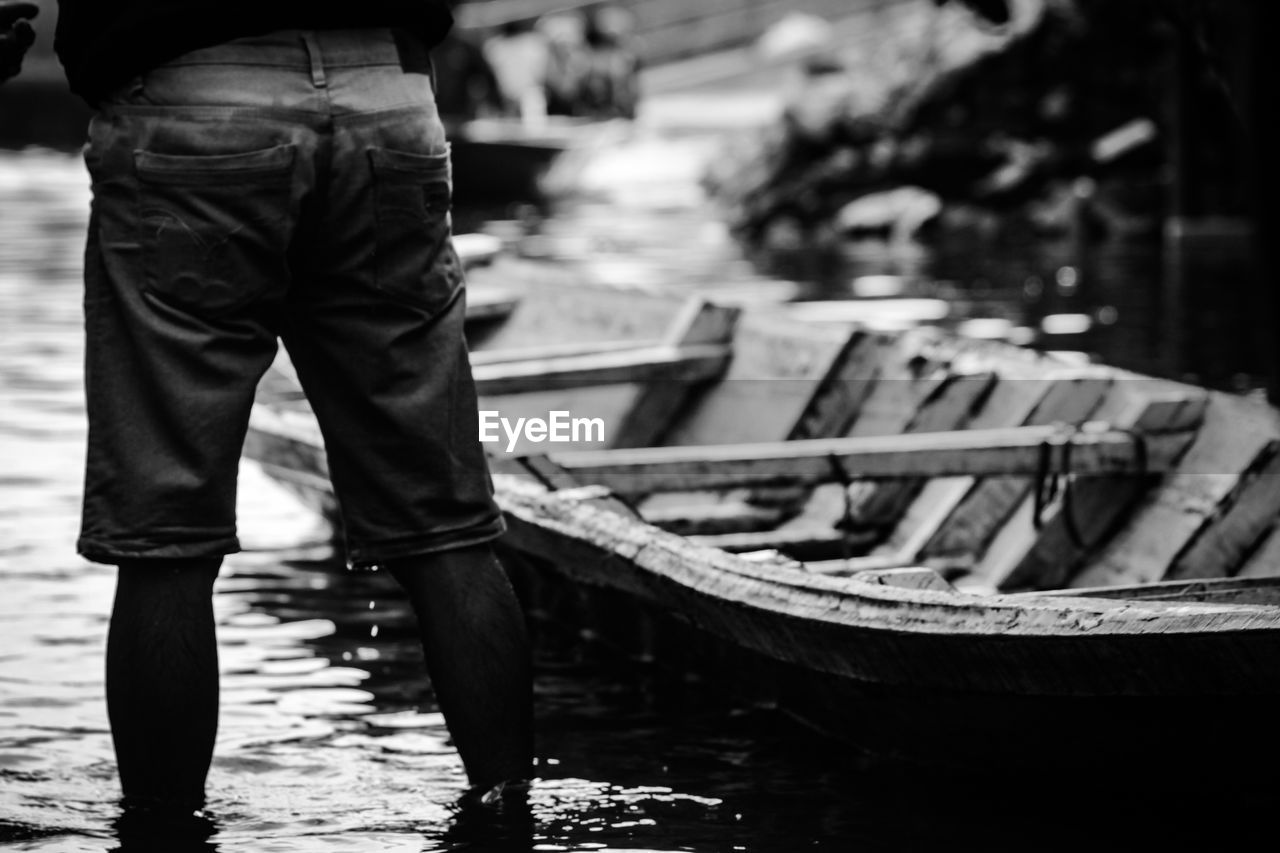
[1072,392,1280,588]
[609,299,741,447]
[1233,523,1280,579]
[690,528,874,557]
[1014,576,1280,606]
[871,372,1061,560]
[511,454,640,520]
[803,554,967,575]
[542,424,1196,495]
[843,372,998,528]
[243,404,334,517]
[660,313,861,446]
[474,292,720,456]
[472,343,730,396]
[643,501,785,536]
[245,404,325,467]
[956,386,1194,593]
[473,281,686,351]
[491,473,1280,701]
[847,567,957,593]
[255,361,309,406]
[919,375,1113,563]
[737,328,882,514]
[997,393,1209,592]
[629,314,868,545]
[470,338,663,366]
[838,329,953,439]
[837,334,1075,532]
[782,330,879,442]
[829,371,1059,573]
[774,328,961,538]
[1166,442,1280,580]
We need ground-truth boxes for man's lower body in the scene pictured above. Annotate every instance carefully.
[80,28,532,813]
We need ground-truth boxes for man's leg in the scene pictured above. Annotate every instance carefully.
[106,558,221,811]
[388,544,533,792]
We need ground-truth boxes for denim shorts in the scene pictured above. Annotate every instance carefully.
[78,28,504,567]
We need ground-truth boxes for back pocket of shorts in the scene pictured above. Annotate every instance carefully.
[368,146,464,315]
[134,144,296,317]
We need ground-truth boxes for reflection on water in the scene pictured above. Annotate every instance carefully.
[0,147,1273,851]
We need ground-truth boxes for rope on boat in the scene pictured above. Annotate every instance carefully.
[1032,426,1082,550]
[827,453,857,561]
[1032,424,1152,551]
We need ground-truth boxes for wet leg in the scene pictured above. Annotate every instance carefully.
[388,544,533,792]
[106,557,221,811]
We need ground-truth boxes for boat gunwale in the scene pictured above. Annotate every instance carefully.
[494,472,1280,638]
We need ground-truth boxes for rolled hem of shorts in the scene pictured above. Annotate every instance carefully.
[345,517,507,569]
[77,535,241,565]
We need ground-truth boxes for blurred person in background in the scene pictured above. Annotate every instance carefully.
[579,3,641,120]
[481,18,550,122]
[538,9,589,117]
[1,0,533,832]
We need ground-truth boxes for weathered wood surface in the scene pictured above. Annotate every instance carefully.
[497,454,640,520]
[849,567,958,592]
[469,338,663,366]
[919,375,1113,567]
[870,370,1059,562]
[835,341,1077,565]
[633,314,868,531]
[481,299,740,454]
[775,327,985,540]
[642,501,785,536]
[1165,442,1280,581]
[246,281,1280,634]
[243,405,333,519]
[1072,392,1280,588]
[837,329,954,439]
[660,313,861,446]
[542,423,1197,495]
[1017,576,1280,607]
[473,343,730,396]
[999,392,1209,591]
[609,299,742,447]
[492,473,1280,697]
[842,371,997,528]
[467,280,689,351]
[1235,522,1280,579]
[690,527,875,558]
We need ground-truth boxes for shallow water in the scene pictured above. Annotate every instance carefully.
[0,148,771,851]
[1,147,1275,852]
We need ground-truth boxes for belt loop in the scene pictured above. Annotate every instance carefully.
[300,31,327,88]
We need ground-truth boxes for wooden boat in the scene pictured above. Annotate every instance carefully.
[245,291,1280,770]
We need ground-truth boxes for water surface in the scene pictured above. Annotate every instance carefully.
[1,147,1274,852]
